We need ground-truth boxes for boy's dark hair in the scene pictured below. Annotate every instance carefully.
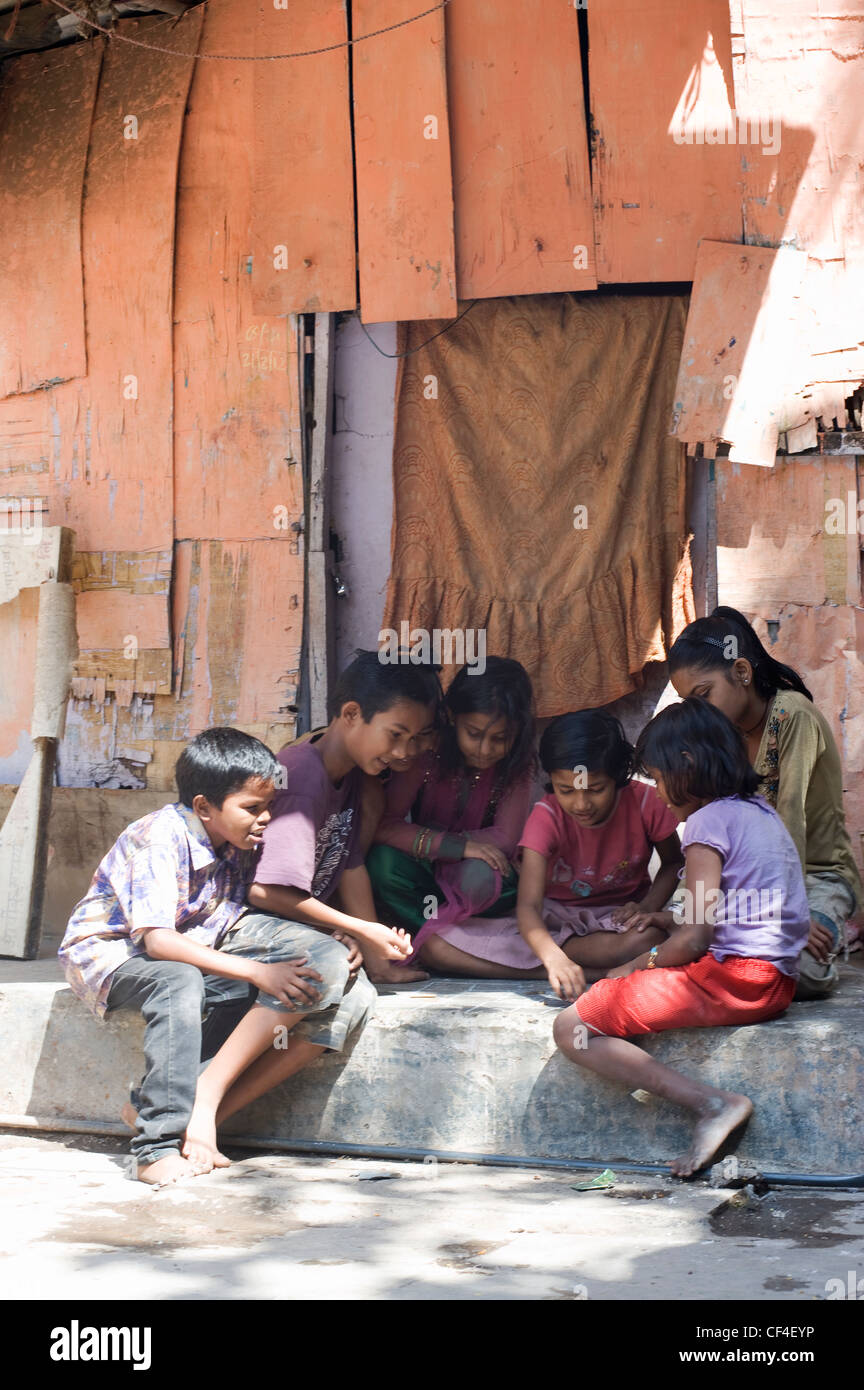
[175,727,278,809]
[439,655,536,785]
[539,709,634,788]
[668,605,812,702]
[635,697,761,806]
[328,648,443,723]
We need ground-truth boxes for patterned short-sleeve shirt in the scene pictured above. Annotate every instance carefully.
[58,802,257,1018]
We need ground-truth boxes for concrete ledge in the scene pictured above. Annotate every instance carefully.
[2,960,863,1174]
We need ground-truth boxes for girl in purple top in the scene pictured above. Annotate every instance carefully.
[367,657,535,960]
[552,698,809,1178]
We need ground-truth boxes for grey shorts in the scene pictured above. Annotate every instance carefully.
[211,912,376,1052]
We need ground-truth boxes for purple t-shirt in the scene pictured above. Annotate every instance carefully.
[681,795,809,976]
[255,738,364,901]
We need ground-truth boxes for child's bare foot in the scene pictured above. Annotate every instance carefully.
[672,1092,753,1177]
[182,1106,231,1171]
[366,961,429,984]
[137,1152,198,1186]
[121,1101,138,1132]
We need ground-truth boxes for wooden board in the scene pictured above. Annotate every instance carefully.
[352,0,457,323]
[731,0,864,423]
[671,240,808,466]
[65,12,201,553]
[172,540,304,735]
[251,0,356,314]
[446,0,596,297]
[589,0,743,283]
[0,41,102,397]
[174,0,304,541]
[0,13,202,552]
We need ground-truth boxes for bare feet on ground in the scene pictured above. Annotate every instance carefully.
[366,962,429,984]
[136,1152,199,1186]
[182,1105,231,1171]
[671,1092,754,1177]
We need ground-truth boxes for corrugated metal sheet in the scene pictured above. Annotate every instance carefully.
[445,0,596,297]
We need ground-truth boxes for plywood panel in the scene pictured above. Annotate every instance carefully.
[68,12,201,552]
[446,0,596,298]
[671,239,808,465]
[589,0,743,282]
[352,0,456,323]
[75,592,170,652]
[174,0,304,540]
[251,0,355,314]
[0,41,102,398]
[731,1,864,422]
[716,454,860,610]
[0,12,202,551]
[172,540,304,734]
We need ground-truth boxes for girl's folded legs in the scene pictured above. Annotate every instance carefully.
[562,924,667,971]
[418,932,546,979]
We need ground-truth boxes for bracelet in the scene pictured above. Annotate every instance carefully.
[646,946,659,969]
[412,828,435,861]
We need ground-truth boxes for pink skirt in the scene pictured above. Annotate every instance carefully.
[428,898,628,971]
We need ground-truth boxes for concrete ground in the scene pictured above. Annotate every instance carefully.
[2,1129,864,1302]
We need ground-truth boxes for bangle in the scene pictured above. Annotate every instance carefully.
[646,946,659,969]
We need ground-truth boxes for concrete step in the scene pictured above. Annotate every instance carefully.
[2,959,863,1176]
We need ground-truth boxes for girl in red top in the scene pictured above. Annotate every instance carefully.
[414,709,683,987]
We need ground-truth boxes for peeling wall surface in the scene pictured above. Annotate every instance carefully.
[716,455,864,872]
[0,3,303,793]
[0,1,862,884]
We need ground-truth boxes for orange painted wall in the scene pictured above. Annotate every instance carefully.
[0,3,304,789]
[716,455,864,879]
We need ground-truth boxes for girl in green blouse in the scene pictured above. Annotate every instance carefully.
[668,606,861,998]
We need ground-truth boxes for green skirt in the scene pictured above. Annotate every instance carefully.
[366,842,519,936]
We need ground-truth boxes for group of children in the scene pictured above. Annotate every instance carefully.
[59,606,861,1184]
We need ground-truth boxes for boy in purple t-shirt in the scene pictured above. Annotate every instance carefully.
[200,650,442,1131]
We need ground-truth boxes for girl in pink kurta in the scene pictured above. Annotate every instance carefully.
[366,657,535,959]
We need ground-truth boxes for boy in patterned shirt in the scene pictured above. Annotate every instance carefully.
[59,727,376,1187]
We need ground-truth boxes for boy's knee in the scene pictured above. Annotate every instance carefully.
[142,961,205,1025]
[311,937,352,1004]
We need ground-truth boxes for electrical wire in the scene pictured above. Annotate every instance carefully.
[358,299,477,359]
[44,0,455,61]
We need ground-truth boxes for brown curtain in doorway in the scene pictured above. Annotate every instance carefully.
[382,293,695,717]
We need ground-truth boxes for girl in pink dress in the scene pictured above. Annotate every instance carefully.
[366,657,535,958]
